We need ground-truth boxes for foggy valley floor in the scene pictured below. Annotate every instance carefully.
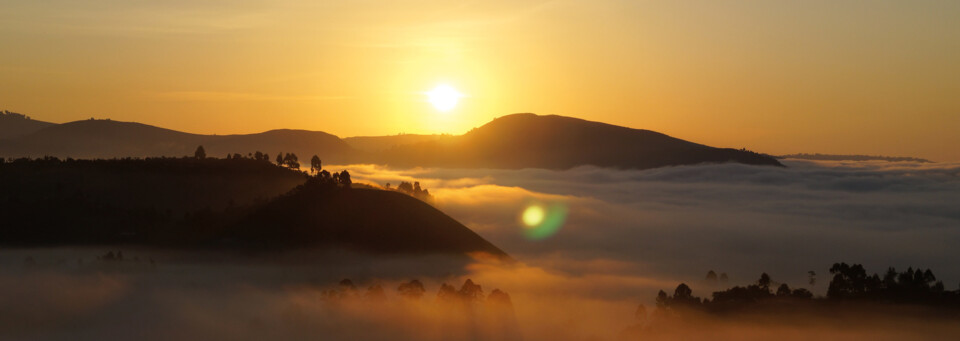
[3,159,960,340]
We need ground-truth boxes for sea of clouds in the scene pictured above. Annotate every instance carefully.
[3,159,959,340]
[342,159,960,292]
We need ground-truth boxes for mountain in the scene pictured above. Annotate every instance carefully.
[0,110,54,139]
[0,118,360,164]
[0,158,507,259]
[0,112,781,170]
[778,153,932,163]
[344,134,447,153]
[374,114,783,169]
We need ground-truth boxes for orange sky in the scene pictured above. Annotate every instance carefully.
[1,1,958,161]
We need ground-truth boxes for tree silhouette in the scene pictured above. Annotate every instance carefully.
[459,278,484,301]
[310,155,321,174]
[397,182,414,193]
[437,283,458,302]
[674,283,693,299]
[318,170,332,183]
[275,153,283,166]
[339,170,351,187]
[758,273,772,290]
[397,279,426,300]
[282,153,300,169]
[488,289,513,307]
[194,145,206,160]
[776,283,791,296]
[705,270,718,284]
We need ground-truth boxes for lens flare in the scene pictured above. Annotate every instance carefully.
[519,202,569,240]
[522,205,545,227]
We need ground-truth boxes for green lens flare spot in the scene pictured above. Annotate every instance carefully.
[520,202,568,240]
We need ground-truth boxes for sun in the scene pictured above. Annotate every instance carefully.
[425,84,463,112]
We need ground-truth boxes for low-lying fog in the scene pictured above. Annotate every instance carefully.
[4,160,959,340]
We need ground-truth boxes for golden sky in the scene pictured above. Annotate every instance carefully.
[1,1,958,161]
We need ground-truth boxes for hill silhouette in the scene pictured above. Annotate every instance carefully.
[778,153,932,163]
[0,112,781,170]
[0,157,506,258]
[0,110,54,139]
[344,134,447,153]
[0,118,359,163]
[376,114,782,169]
[227,184,508,257]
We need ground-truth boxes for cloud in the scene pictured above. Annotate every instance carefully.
[339,161,960,289]
[4,160,960,340]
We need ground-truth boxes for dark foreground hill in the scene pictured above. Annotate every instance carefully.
[0,158,506,259]
[227,184,507,257]
[376,114,782,169]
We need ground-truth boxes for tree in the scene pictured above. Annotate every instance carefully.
[758,273,772,291]
[674,283,693,299]
[397,279,426,300]
[339,170,351,187]
[276,153,283,166]
[194,145,206,160]
[776,283,791,296]
[706,270,718,283]
[397,182,414,193]
[282,153,300,169]
[459,279,484,301]
[437,283,458,302]
[310,155,322,174]
[655,290,669,309]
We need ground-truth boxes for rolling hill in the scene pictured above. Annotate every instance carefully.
[374,114,783,169]
[0,112,781,170]
[344,134,447,153]
[0,158,507,259]
[226,185,508,257]
[0,118,360,163]
[0,110,54,139]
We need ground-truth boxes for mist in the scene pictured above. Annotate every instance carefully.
[4,160,960,340]
[341,160,960,290]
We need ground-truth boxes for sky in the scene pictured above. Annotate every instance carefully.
[1,0,958,161]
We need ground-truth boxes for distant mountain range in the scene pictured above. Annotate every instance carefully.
[1,111,782,169]
[0,110,55,139]
[778,153,932,163]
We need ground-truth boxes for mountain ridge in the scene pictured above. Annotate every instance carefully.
[0,112,782,169]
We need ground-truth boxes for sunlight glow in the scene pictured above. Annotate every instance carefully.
[425,84,463,112]
[522,205,546,227]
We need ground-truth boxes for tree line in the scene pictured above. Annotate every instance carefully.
[651,262,960,315]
